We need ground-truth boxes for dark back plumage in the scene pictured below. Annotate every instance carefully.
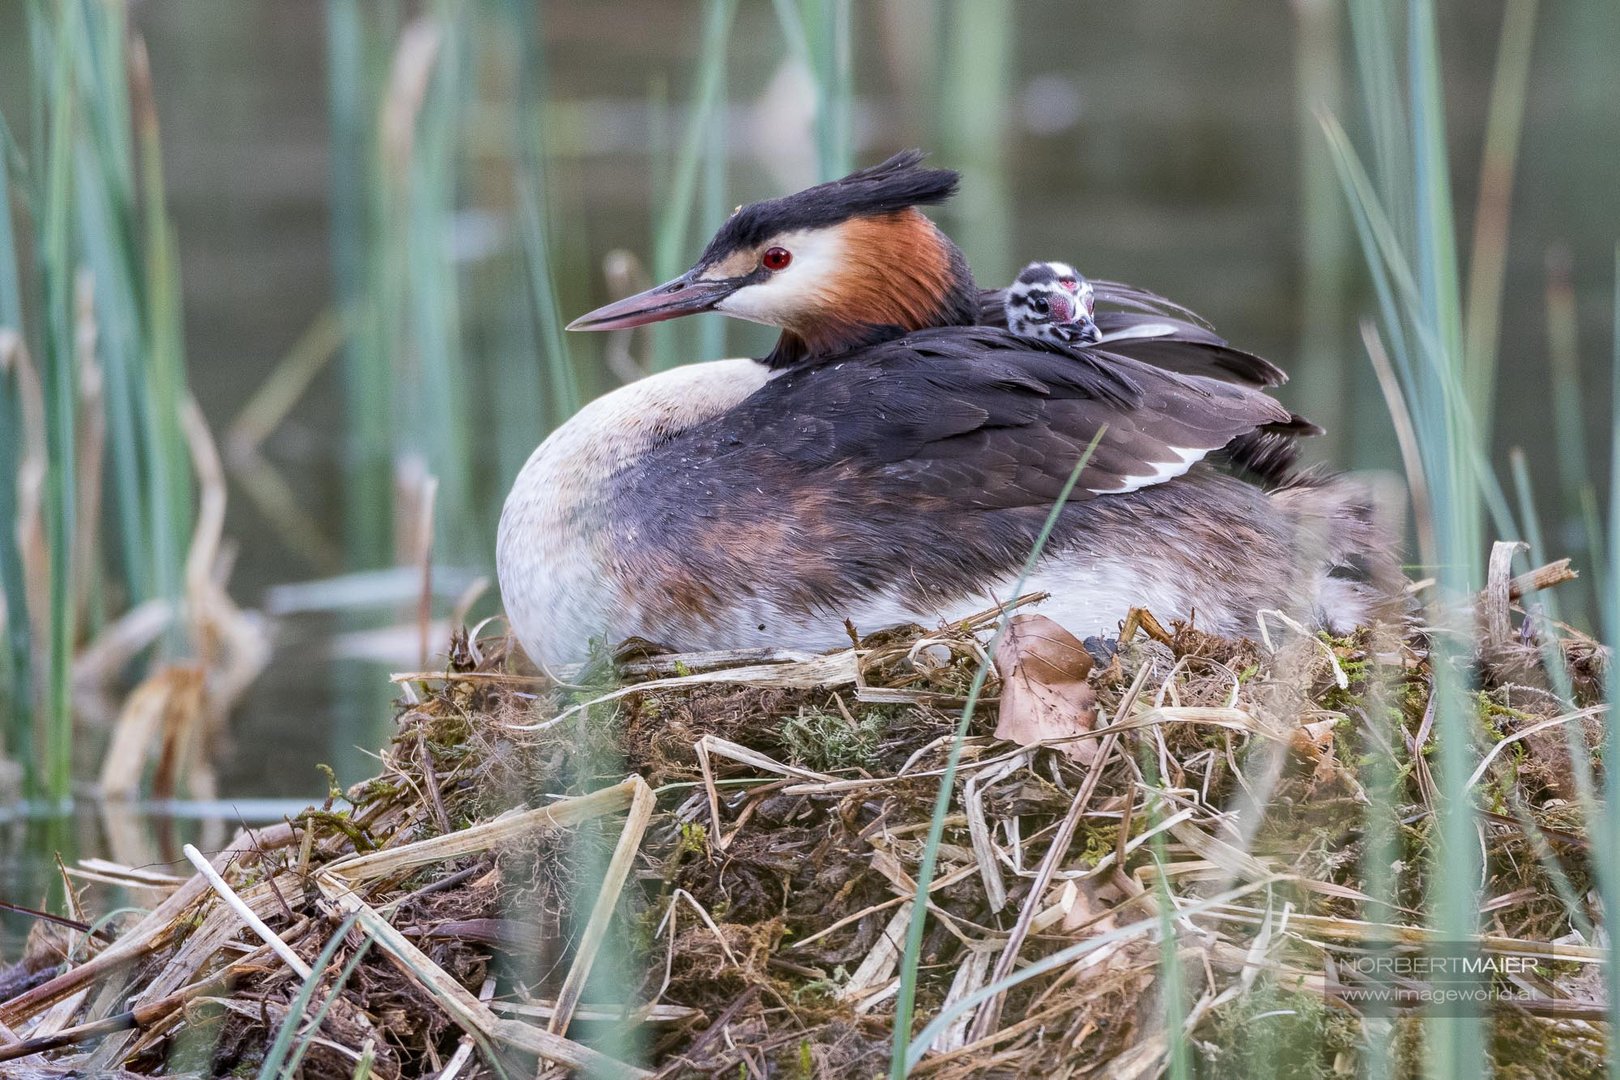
[603,329,1311,621]
[697,150,959,265]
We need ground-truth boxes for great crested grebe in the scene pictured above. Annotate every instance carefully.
[497,152,1397,668]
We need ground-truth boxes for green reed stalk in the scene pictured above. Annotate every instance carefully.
[0,110,33,775]
[1461,0,1536,448]
[400,10,475,563]
[256,914,363,1079]
[1412,3,1486,1071]
[134,48,194,649]
[2,0,212,797]
[1336,3,1487,1074]
[891,435,1101,1078]
[326,0,393,569]
[938,0,1012,287]
[72,1,149,602]
[650,0,737,372]
[39,0,80,802]
[1544,250,1604,613]
[1292,0,1353,461]
[771,0,852,182]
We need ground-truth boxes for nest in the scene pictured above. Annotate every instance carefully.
[0,576,1611,1078]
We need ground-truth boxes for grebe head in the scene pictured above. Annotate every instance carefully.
[567,151,979,363]
[1006,261,1099,345]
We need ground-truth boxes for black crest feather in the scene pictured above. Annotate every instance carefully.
[698,150,958,265]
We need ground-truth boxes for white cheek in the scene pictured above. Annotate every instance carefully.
[715,284,787,325]
[713,227,846,327]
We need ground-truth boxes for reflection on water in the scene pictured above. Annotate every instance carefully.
[0,4,1615,864]
[0,800,311,952]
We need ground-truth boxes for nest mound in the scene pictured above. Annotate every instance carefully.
[0,585,1611,1078]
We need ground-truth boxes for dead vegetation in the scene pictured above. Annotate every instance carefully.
[0,563,1612,1078]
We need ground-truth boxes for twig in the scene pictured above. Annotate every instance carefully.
[1509,558,1577,599]
[1465,704,1607,790]
[549,776,655,1035]
[326,780,637,882]
[182,844,312,979]
[1482,540,1529,652]
[417,474,439,670]
[0,823,298,1030]
[316,873,649,1077]
[654,987,757,1079]
[0,900,114,943]
[417,733,455,835]
[437,976,495,1079]
[0,940,278,1063]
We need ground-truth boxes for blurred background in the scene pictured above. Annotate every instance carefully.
[0,1,1616,917]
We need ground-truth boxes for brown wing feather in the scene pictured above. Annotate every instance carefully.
[640,327,1293,515]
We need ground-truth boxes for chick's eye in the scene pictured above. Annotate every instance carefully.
[762,246,793,271]
[1030,295,1049,314]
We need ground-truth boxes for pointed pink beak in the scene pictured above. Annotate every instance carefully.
[566,269,738,331]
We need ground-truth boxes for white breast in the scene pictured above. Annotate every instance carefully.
[496,358,775,668]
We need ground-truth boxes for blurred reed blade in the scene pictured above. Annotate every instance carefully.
[892,435,1101,1078]
[1339,3,1488,1073]
[1291,0,1353,459]
[1405,40,1481,1080]
[398,18,475,564]
[1346,0,1411,246]
[650,0,738,372]
[129,34,196,655]
[326,0,393,569]
[938,0,1012,287]
[1461,0,1536,446]
[1322,114,1519,553]
[517,174,581,424]
[772,0,852,181]
[39,0,81,801]
[1544,248,1604,603]
[1507,448,1597,825]
[0,108,33,771]
[69,1,149,602]
[1507,450,1578,704]
[73,138,150,603]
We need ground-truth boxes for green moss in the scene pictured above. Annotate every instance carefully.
[314,762,344,803]
[790,964,851,1004]
[1079,823,1119,867]
[779,706,888,772]
[1202,980,1357,1080]
[678,821,709,856]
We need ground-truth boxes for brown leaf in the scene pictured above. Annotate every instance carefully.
[992,614,1099,763]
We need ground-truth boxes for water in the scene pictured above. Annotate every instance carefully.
[0,1,1616,935]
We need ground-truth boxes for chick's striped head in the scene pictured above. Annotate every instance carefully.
[1006,261,1099,345]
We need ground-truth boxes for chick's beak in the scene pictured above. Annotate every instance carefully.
[567,268,738,331]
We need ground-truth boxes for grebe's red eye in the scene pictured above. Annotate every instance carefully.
[762,246,793,271]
